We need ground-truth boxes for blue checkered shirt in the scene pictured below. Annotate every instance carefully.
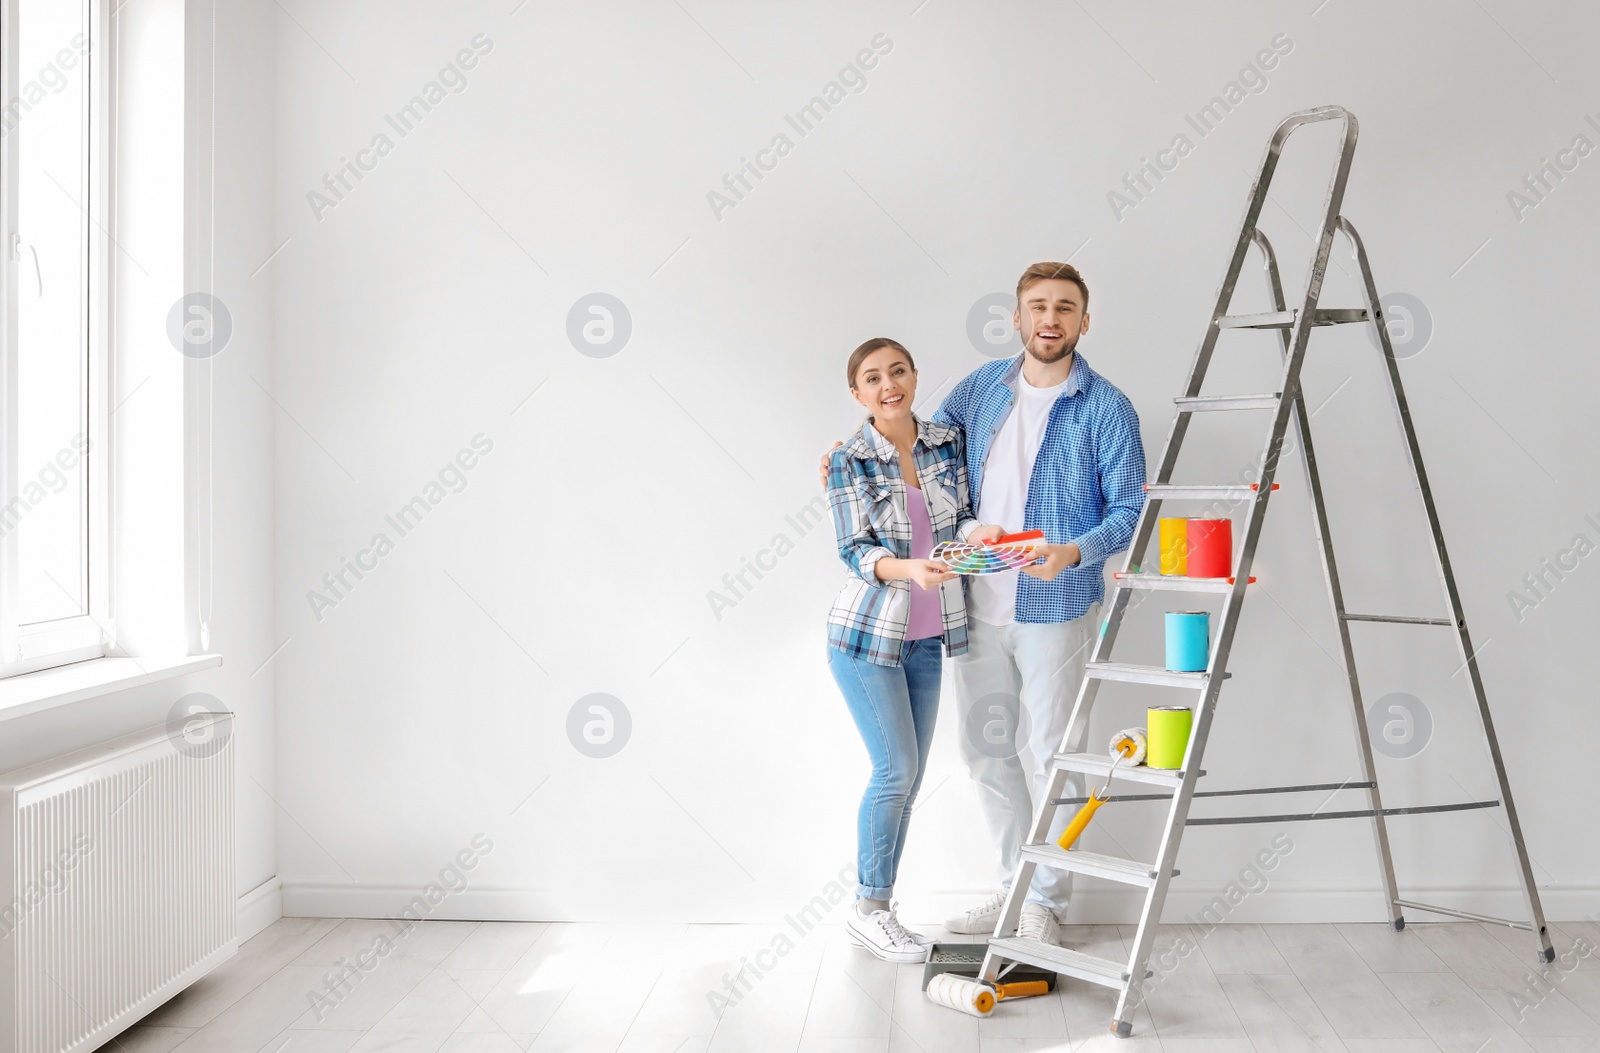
[935,352,1146,623]
[826,416,976,666]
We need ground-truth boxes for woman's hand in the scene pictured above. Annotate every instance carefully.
[873,557,957,589]
[902,559,958,590]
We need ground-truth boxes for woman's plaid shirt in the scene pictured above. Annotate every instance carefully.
[825,415,977,666]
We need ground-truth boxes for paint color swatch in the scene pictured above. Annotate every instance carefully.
[932,540,1045,575]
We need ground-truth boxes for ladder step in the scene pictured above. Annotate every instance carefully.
[1019,843,1176,887]
[1216,307,1368,329]
[1145,482,1279,501]
[1113,572,1254,593]
[1087,662,1224,688]
[1341,613,1455,627]
[986,936,1149,988]
[1174,393,1282,412]
[1053,752,1199,789]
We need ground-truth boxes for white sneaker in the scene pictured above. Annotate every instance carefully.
[944,890,1008,935]
[1017,902,1059,946]
[884,903,936,947]
[847,904,930,964]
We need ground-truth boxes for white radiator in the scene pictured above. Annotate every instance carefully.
[0,712,236,1053]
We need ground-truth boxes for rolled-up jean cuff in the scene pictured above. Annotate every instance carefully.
[857,883,894,901]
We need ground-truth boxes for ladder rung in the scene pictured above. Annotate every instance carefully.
[1394,899,1534,931]
[1019,843,1175,887]
[1145,483,1279,501]
[1341,613,1455,627]
[1216,307,1368,329]
[1087,662,1224,688]
[1053,752,1199,789]
[1114,572,1255,593]
[1185,798,1499,826]
[1057,779,1370,806]
[1174,393,1282,412]
[986,936,1148,988]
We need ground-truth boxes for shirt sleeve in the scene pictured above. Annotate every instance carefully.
[1073,393,1147,567]
[950,430,977,538]
[827,449,894,585]
[933,373,972,430]
[938,380,987,540]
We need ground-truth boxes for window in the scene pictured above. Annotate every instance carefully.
[1,0,110,677]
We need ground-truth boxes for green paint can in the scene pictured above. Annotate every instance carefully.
[1147,706,1193,770]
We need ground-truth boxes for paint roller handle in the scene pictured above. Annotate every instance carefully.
[995,981,1051,1000]
[1056,792,1106,851]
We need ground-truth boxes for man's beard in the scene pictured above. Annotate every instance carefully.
[1025,330,1079,365]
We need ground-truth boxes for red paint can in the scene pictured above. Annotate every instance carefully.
[1186,518,1232,578]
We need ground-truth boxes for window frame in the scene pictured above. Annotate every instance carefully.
[0,0,114,679]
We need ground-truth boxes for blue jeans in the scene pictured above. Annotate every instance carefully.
[827,637,943,900]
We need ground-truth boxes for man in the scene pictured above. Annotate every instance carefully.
[937,262,1145,946]
[823,262,1145,945]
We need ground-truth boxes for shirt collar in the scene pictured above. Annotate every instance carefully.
[855,413,959,463]
[1002,350,1088,398]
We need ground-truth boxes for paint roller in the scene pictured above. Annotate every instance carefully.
[1055,731,1145,851]
[925,973,1051,1017]
[1110,727,1147,765]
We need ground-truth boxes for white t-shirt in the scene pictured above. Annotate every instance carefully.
[968,371,1069,625]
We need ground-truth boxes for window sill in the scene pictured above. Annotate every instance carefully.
[0,654,223,723]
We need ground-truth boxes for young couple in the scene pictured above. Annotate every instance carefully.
[822,262,1147,964]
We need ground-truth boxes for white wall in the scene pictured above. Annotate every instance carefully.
[272,0,1600,923]
[197,0,279,929]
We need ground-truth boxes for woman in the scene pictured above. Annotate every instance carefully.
[825,337,998,963]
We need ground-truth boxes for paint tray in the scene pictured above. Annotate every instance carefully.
[921,942,1059,991]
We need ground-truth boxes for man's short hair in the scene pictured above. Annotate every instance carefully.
[1016,262,1089,312]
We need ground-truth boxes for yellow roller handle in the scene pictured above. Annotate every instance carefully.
[1056,793,1106,851]
[995,980,1050,1000]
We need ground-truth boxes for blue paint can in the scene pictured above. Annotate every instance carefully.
[1165,611,1210,672]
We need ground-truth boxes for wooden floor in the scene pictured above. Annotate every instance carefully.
[121,916,1600,1053]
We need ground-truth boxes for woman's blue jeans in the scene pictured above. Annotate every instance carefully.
[827,637,943,900]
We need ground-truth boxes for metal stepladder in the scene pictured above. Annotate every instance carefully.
[976,106,1556,1038]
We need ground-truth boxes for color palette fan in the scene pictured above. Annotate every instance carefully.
[932,531,1046,575]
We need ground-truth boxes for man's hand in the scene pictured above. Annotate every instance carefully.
[818,441,843,488]
[1023,542,1081,581]
[968,524,1005,545]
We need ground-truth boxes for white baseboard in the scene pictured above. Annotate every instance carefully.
[279,882,1600,926]
[238,876,283,940]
